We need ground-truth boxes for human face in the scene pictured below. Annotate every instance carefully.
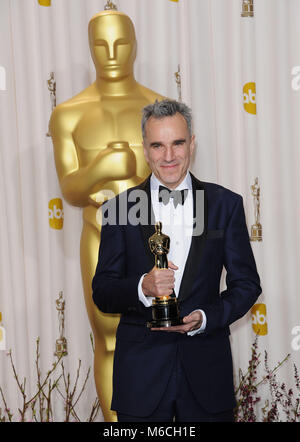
[143,113,195,189]
[89,13,136,80]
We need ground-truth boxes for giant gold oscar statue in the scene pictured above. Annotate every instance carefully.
[49,10,165,421]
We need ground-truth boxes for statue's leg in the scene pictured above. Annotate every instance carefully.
[80,221,120,422]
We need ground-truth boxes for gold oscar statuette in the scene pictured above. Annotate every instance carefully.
[241,0,254,18]
[104,0,117,10]
[250,177,262,241]
[46,72,56,137]
[174,64,182,102]
[0,312,6,351]
[147,222,182,328]
[54,291,68,357]
[49,9,165,421]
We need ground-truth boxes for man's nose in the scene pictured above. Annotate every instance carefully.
[164,146,175,162]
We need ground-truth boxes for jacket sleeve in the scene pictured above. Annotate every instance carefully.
[92,219,142,315]
[202,194,262,335]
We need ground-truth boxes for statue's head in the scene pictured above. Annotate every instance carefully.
[88,11,137,80]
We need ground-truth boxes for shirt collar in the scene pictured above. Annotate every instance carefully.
[150,171,192,192]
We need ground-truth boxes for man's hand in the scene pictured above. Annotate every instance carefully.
[142,261,178,297]
[151,310,203,334]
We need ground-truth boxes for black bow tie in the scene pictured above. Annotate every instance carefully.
[158,185,188,208]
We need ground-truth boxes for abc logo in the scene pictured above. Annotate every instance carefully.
[38,0,51,6]
[49,198,64,230]
[243,82,256,115]
[251,303,268,335]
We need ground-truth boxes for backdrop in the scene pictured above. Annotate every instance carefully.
[1,0,300,422]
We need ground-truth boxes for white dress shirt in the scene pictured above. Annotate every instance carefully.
[138,172,206,335]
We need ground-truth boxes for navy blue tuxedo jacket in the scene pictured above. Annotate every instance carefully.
[92,173,261,417]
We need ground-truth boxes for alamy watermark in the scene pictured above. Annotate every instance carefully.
[94,188,205,236]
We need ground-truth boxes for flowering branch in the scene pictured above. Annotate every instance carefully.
[234,336,299,422]
[0,336,101,422]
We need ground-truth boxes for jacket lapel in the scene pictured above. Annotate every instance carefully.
[177,173,207,303]
[136,176,156,268]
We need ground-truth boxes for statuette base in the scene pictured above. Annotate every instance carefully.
[147,296,182,328]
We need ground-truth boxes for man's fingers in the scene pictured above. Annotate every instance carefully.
[143,266,176,297]
[151,325,187,334]
[168,261,178,270]
[183,311,202,324]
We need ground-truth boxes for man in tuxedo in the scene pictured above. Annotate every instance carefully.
[92,99,261,422]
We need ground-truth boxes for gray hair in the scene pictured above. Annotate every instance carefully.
[141,99,193,139]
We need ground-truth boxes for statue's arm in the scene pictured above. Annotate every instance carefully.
[49,105,105,206]
[49,105,125,207]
